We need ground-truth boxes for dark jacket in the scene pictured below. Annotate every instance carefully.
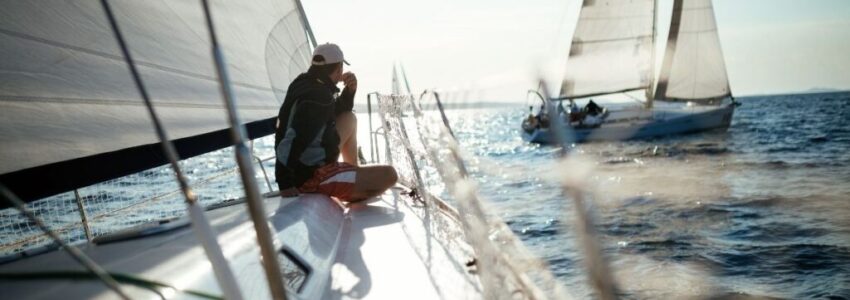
[274,70,354,190]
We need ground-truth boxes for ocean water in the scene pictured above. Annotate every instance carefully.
[445,92,850,299]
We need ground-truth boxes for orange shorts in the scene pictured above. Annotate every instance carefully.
[298,162,357,201]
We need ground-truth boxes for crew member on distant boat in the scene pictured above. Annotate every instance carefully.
[566,99,607,128]
[583,100,604,117]
[567,100,582,123]
[524,106,539,129]
[275,43,397,202]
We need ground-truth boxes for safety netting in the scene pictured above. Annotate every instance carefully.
[0,138,279,258]
[373,92,570,299]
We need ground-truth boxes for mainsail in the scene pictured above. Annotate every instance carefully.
[0,0,312,201]
[559,0,655,99]
[655,0,731,101]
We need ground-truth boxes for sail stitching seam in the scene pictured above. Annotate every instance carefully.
[0,28,283,94]
[0,95,278,110]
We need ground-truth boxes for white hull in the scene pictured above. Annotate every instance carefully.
[523,102,735,144]
[0,191,480,299]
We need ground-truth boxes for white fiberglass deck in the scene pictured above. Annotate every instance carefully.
[0,189,481,299]
[327,189,481,299]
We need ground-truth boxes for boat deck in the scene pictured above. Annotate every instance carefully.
[328,189,480,299]
[0,189,481,299]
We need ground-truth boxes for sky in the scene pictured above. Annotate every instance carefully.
[301,0,850,102]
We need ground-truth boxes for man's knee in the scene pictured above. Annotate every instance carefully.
[383,166,398,187]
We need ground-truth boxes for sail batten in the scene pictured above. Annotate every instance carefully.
[0,0,312,201]
[559,0,655,99]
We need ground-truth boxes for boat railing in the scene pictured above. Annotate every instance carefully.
[365,92,388,164]
[0,139,280,260]
[366,90,569,299]
[252,149,275,193]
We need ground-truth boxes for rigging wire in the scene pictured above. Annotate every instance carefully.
[197,0,289,299]
[0,184,131,300]
[409,91,562,299]
[539,80,620,300]
[98,1,243,299]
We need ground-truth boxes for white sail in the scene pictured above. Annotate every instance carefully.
[0,0,311,177]
[655,0,731,101]
[560,0,655,99]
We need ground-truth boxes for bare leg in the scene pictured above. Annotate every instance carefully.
[336,112,359,166]
[336,112,396,202]
[348,165,398,201]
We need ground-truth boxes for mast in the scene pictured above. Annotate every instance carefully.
[653,0,683,101]
[392,64,401,95]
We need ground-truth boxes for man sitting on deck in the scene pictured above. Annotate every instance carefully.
[275,43,397,202]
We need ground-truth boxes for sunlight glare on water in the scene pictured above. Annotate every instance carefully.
[444,92,850,299]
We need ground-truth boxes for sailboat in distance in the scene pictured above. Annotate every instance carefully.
[522,0,739,144]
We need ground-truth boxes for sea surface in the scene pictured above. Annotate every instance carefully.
[444,92,850,299]
[3,92,848,299]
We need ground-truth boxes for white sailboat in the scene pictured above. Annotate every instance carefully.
[522,0,739,144]
[0,1,567,299]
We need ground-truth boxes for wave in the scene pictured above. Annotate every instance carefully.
[728,160,847,170]
[703,243,850,276]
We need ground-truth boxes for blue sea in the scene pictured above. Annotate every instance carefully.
[444,92,850,299]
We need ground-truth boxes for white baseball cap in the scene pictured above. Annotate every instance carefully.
[311,43,350,66]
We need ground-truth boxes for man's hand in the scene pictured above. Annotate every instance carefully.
[280,187,299,198]
[342,72,357,94]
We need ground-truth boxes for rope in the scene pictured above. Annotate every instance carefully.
[99,1,243,299]
[198,0,288,298]
[539,80,619,300]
